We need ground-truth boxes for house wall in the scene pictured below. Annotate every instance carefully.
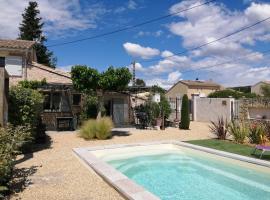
[0,68,9,126]
[166,82,187,99]
[9,64,72,86]
[103,93,130,126]
[187,87,219,98]
[251,82,269,96]
[193,97,234,122]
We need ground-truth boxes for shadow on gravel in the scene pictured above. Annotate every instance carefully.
[9,165,40,197]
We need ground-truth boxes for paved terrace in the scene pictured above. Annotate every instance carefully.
[11,122,214,200]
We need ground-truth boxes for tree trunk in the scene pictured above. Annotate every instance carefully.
[96,89,104,119]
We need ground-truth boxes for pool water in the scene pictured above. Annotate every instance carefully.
[107,152,270,200]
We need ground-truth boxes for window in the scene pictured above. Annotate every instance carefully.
[72,94,81,106]
[5,56,23,76]
[43,92,61,111]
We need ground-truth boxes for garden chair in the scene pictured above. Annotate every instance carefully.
[252,145,270,159]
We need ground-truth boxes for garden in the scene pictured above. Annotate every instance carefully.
[192,116,270,160]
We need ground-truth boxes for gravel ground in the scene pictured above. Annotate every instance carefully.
[10,122,214,200]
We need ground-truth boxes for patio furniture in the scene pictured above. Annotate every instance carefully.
[252,145,270,159]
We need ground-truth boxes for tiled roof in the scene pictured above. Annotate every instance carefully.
[0,39,35,49]
[180,80,221,88]
[31,62,71,79]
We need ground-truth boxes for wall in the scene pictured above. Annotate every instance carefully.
[166,82,187,99]
[248,107,270,119]
[187,88,218,99]
[251,82,264,96]
[10,63,72,86]
[193,97,234,122]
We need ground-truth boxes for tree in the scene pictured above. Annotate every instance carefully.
[135,79,146,87]
[18,1,56,68]
[261,84,270,97]
[71,65,132,118]
[180,94,190,130]
[208,89,257,99]
[151,85,166,94]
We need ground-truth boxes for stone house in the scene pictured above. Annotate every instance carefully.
[0,39,82,130]
[166,80,222,121]
[251,81,270,96]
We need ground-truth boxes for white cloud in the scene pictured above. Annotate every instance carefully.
[123,42,160,59]
[168,71,182,83]
[127,0,137,10]
[0,0,107,39]
[136,30,163,38]
[128,62,146,72]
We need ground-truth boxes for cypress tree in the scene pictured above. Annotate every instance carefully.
[180,94,190,129]
[18,1,56,68]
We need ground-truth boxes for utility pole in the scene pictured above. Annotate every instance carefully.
[132,61,136,87]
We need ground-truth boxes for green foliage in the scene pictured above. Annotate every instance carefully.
[80,95,98,120]
[18,78,47,89]
[0,125,31,196]
[208,89,257,99]
[135,94,171,128]
[209,117,229,140]
[71,65,99,93]
[248,122,267,144]
[151,85,166,94]
[71,65,132,93]
[180,94,190,129]
[8,86,44,144]
[261,84,270,97]
[230,86,251,94]
[95,117,114,140]
[135,78,146,87]
[99,66,132,91]
[228,120,249,144]
[79,117,113,140]
[18,1,56,68]
[159,94,171,119]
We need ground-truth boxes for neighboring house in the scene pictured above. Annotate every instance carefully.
[0,39,82,130]
[251,81,270,96]
[166,80,222,99]
[166,80,222,122]
[0,66,9,127]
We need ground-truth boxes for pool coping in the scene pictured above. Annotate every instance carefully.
[73,140,270,200]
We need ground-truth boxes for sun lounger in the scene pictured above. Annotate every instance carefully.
[253,145,270,159]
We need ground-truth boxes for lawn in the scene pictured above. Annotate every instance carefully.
[186,139,270,161]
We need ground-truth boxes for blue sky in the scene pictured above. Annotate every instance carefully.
[1,0,270,88]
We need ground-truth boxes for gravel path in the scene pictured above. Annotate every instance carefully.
[11,122,214,200]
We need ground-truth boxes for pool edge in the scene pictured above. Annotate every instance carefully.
[73,140,270,200]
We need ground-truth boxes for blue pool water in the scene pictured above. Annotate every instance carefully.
[107,152,270,200]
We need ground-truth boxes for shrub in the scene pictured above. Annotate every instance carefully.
[79,119,97,140]
[248,122,267,144]
[18,79,47,89]
[209,117,229,140]
[8,86,43,146]
[0,125,31,197]
[180,94,190,129]
[208,89,257,99]
[79,117,113,140]
[95,117,114,139]
[228,120,249,144]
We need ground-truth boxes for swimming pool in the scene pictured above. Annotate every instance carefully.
[74,142,270,200]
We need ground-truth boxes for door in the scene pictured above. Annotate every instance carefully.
[113,98,125,125]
